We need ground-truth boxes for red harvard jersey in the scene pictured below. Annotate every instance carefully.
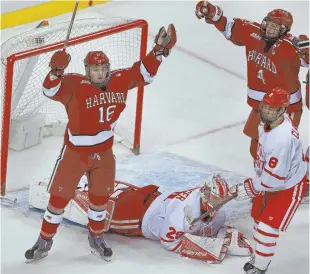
[43,51,161,154]
[214,18,302,112]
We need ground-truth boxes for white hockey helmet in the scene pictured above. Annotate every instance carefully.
[200,174,230,218]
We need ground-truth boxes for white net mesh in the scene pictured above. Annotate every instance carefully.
[1,18,145,151]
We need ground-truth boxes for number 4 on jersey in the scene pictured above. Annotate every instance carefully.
[257,69,266,84]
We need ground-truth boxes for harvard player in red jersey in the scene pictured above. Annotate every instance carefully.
[25,24,177,262]
[195,2,309,160]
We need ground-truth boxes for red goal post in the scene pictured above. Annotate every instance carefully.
[0,18,148,196]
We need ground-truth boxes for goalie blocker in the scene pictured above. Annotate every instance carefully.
[29,175,252,263]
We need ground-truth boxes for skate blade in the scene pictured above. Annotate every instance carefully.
[25,252,48,264]
[90,249,112,262]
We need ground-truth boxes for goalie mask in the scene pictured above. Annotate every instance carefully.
[200,175,230,221]
[261,9,293,42]
[84,51,111,88]
[259,87,290,126]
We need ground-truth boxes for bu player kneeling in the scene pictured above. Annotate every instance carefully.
[233,87,308,273]
[108,175,252,263]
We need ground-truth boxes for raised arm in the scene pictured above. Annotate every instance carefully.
[195,1,254,46]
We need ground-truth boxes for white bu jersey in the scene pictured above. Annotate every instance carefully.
[253,114,307,192]
[141,188,226,252]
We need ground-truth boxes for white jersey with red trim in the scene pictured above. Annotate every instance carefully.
[253,114,307,192]
[141,188,226,252]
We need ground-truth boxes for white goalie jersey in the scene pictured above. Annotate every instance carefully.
[141,188,226,251]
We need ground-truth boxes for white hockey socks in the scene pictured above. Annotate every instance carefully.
[252,221,279,270]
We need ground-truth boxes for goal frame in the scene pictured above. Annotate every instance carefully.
[1,19,148,196]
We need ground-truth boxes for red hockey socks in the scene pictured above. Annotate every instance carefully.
[87,193,109,236]
[40,195,70,240]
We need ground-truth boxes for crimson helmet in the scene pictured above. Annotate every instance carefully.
[260,87,290,125]
[200,174,230,222]
[84,51,111,87]
[262,87,290,107]
[261,9,293,42]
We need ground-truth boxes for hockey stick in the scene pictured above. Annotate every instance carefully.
[184,193,237,226]
[63,1,79,50]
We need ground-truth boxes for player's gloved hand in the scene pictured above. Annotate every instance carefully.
[297,34,309,64]
[305,70,309,85]
[195,1,223,24]
[153,24,177,58]
[49,50,71,77]
[233,178,259,200]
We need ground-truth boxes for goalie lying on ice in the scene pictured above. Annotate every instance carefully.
[29,175,252,263]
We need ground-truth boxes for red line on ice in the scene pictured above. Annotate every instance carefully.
[148,33,247,147]
[165,120,246,147]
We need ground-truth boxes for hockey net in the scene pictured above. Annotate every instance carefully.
[0,18,148,195]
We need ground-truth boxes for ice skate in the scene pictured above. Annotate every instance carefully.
[88,233,113,262]
[25,236,53,263]
[243,257,268,274]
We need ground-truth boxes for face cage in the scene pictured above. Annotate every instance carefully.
[259,102,286,125]
[200,198,217,223]
[200,184,223,213]
[85,64,111,88]
[261,18,288,42]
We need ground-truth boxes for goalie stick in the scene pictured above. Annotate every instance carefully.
[184,193,237,226]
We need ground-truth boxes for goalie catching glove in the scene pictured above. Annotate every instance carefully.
[180,227,252,263]
[153,24,177,57]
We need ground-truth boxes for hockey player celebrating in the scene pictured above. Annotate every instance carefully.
[106,175,252,263]
[195,2,309,160]
[25,24,177,262]
[233,87,308,273]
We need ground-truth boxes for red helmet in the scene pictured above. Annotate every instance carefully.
[267,9,293,30]
[84,51,110,66]
[261,9,293,42]
[262,87,290,108]
[84,51,111,87]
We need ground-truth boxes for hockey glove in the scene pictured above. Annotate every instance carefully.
[153,24,177,58]
[298,35,309,62]
[234,179,259,200]
[49,50,71,77]
[195,1,223,24]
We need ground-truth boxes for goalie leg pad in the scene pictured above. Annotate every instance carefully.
[223,227,253,256]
